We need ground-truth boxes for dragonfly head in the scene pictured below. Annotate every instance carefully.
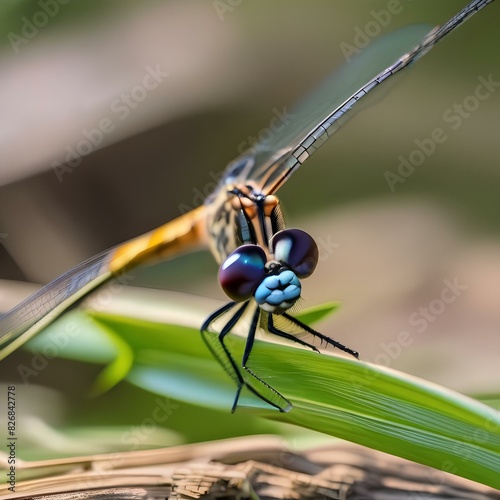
[218,229,318,314]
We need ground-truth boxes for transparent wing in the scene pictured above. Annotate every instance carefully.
[0,206,207,360]
[0,250,113,360]
[221,0,493,195]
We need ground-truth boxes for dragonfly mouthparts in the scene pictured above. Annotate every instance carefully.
[264,260,285,273]
[254,266,301,314]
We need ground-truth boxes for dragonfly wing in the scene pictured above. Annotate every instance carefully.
[0,206,207,360]
[225,0,493,195]
[259,25,433,193]
[0,251,113,360]
[205,27,439,269]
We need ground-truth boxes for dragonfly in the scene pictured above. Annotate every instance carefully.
[0,1,495,412]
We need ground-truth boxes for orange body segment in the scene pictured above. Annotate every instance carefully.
[109,206,208,274]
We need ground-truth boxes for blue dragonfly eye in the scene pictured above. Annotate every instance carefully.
[270,228,318,278]
[219,245,267,301]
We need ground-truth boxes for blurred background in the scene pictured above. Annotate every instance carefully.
[0,1,499,458]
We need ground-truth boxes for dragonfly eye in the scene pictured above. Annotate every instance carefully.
[219,245,267,301]
[270,228,318,278]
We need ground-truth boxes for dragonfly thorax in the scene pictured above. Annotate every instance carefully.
[230,189,279,221]
[229,186,280,254]
[204,184,282,265]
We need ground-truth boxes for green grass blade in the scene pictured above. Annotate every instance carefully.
[294,301,341,324]
[25,289,500,488]
[87,309,499,489]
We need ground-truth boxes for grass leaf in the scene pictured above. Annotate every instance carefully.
[27,289,500,488]
[89,309,500,489]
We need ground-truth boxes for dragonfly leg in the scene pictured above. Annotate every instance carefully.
[267,314,320,353]
[282,312,359,358]
[240,308,292,413]
[201,301,239,332]
[201,301,248,405]
[201,301,291,412]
